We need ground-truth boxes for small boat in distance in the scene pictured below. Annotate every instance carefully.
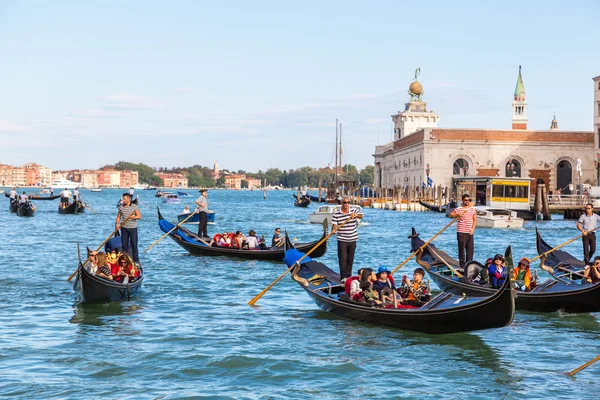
[473,206,524,228]
[39,187,51,195]
[161,193,180,204]
[89,188,102,192]
[51,178,79,190]
[178,190,190,197]
[132,183,149,190]
[144,186,157,190]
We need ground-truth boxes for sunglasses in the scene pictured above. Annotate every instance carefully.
[463,199,471,202]
[342,201,350,204]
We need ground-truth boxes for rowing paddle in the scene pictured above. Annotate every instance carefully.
[530,226,600,263]
[66,210,138,282]
[143,211,197,253]
[248,214,352,306]
[390,218,457,276]
[567,354,600,377]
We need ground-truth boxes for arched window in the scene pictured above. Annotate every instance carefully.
[453,158,469,176]
[505,159,521,177]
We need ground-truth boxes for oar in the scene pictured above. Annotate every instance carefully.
[136,197,151,210]
[143,211,197,253]
[530,226,600,263]
[567,354,600,377]
[428,245,464,278]
[86,202,99,214]
[390,218,457,276]
[248,215,353,306]
[66,211,138,282]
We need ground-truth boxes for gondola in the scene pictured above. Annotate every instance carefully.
[27,194,61,201]
[293,195,311,208]
[418,199,446,213]
[8,199,18,213]
[293,193,327,203]
[177,210,216,224]
[58,200,86,214]
[16,201,36,217]
[283,248,515,334]
[409,227,600,313]
[157,208,328,261]
[73,244,143,303]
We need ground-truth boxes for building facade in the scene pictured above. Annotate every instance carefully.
[119,170,139,188]
[156,172,188,188]
[374,68,597,194]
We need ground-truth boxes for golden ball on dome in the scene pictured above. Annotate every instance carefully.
[409,81,423,95]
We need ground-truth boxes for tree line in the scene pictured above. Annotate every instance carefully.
[105,161,374,188]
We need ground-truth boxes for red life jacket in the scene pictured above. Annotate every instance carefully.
[345,276,360,295]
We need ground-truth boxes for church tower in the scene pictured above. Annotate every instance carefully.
[511,66,528,130]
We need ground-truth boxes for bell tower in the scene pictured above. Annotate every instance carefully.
[512,66,528,130]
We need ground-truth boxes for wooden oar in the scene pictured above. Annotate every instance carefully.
[86,202,99,214]
[136,197,151,210]
[531,226,600,263]
[390,218,457,276]
[567,354,600,377]
[66,211,138,282]
[248,215,353,306]
[143,211,197,253]
[428,245,464,278]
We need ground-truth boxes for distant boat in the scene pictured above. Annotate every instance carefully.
[161,193,180,204]
[178,191,190,197]
[51,179,79,190]
[144,187,157,191]
[473,206,524,228]
[39,188,51,195]
[309,205,363,225]
[89,188,102,192]
[132,183,149,190]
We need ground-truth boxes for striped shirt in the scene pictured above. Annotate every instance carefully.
[455,206,476,233]
[332,208,362,243]
[118,204,139,229]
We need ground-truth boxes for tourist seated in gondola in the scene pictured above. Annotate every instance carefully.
[233,231,247,249]
[346,268,364,299]
[399,268,430,307]
[111,254,133,283]
[513,258,532,291]
[488,253,507,288]
[359,268,382,306]
[373,266,401,304]
[182,206,191,215]
[271,228,283,247]
[96,252,113,280]
[584,256,600,284]
[246,230,260,250]
[88,250,99,275]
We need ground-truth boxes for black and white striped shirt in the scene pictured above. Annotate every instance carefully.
[118,204,139,229]
[332,208,362,243]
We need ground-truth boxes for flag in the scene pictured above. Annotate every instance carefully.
[427,176,433,187]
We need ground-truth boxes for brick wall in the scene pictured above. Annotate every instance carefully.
[431,129,593,143]
[528,169,551,193]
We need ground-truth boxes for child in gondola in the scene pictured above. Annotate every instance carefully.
[399,268,430,307]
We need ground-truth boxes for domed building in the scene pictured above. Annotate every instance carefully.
[373,67,597,207]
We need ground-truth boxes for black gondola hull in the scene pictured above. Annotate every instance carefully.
[293,197,311,207]
[418,200,446,213]
[58,201,86,214]
[74,264,143,303]
[16,203,35,217]
[9,201,18,213]
[158,209,327,261]
[288,255,514,334]
[410,227,600,313]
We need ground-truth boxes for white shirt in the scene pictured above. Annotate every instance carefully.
[350,279,361,296]
[73,189,80,198]
[19,194,28,203]
[247,236,260,249]
[9,190,17,199]
[129,189,134,195]
[61,190,71,198]
[182,208,191,214]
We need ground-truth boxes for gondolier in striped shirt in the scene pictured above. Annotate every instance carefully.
[449,193,477,268]
[331,196,364,281]
[115,193,142,266]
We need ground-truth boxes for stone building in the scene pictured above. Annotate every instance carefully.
[373,68,596,194]
[155,172,188,188]
[594,75,600,184]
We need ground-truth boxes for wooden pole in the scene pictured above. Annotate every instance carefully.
[567,354,600,377]
[142,211,197,253]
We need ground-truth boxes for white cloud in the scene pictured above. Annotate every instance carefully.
[99,93,160,111]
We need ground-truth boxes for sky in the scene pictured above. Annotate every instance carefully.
[0,0,599,172]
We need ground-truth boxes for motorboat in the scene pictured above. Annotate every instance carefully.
[132,183,149,190]
[309,205,363,225]
[89,188,102,192]
[161,192,180,204]
[39,187,51,195]
[51,179,79,190]
[473,206,524,228]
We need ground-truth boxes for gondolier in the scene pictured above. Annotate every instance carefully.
[331,196,364,281]
[577,203,600,265]
[60,188,71,206]
[449,194,477,268]
[195,189,209,238]
[115,193,142,266]
[9,187,17,200]
[73,187,80,202]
